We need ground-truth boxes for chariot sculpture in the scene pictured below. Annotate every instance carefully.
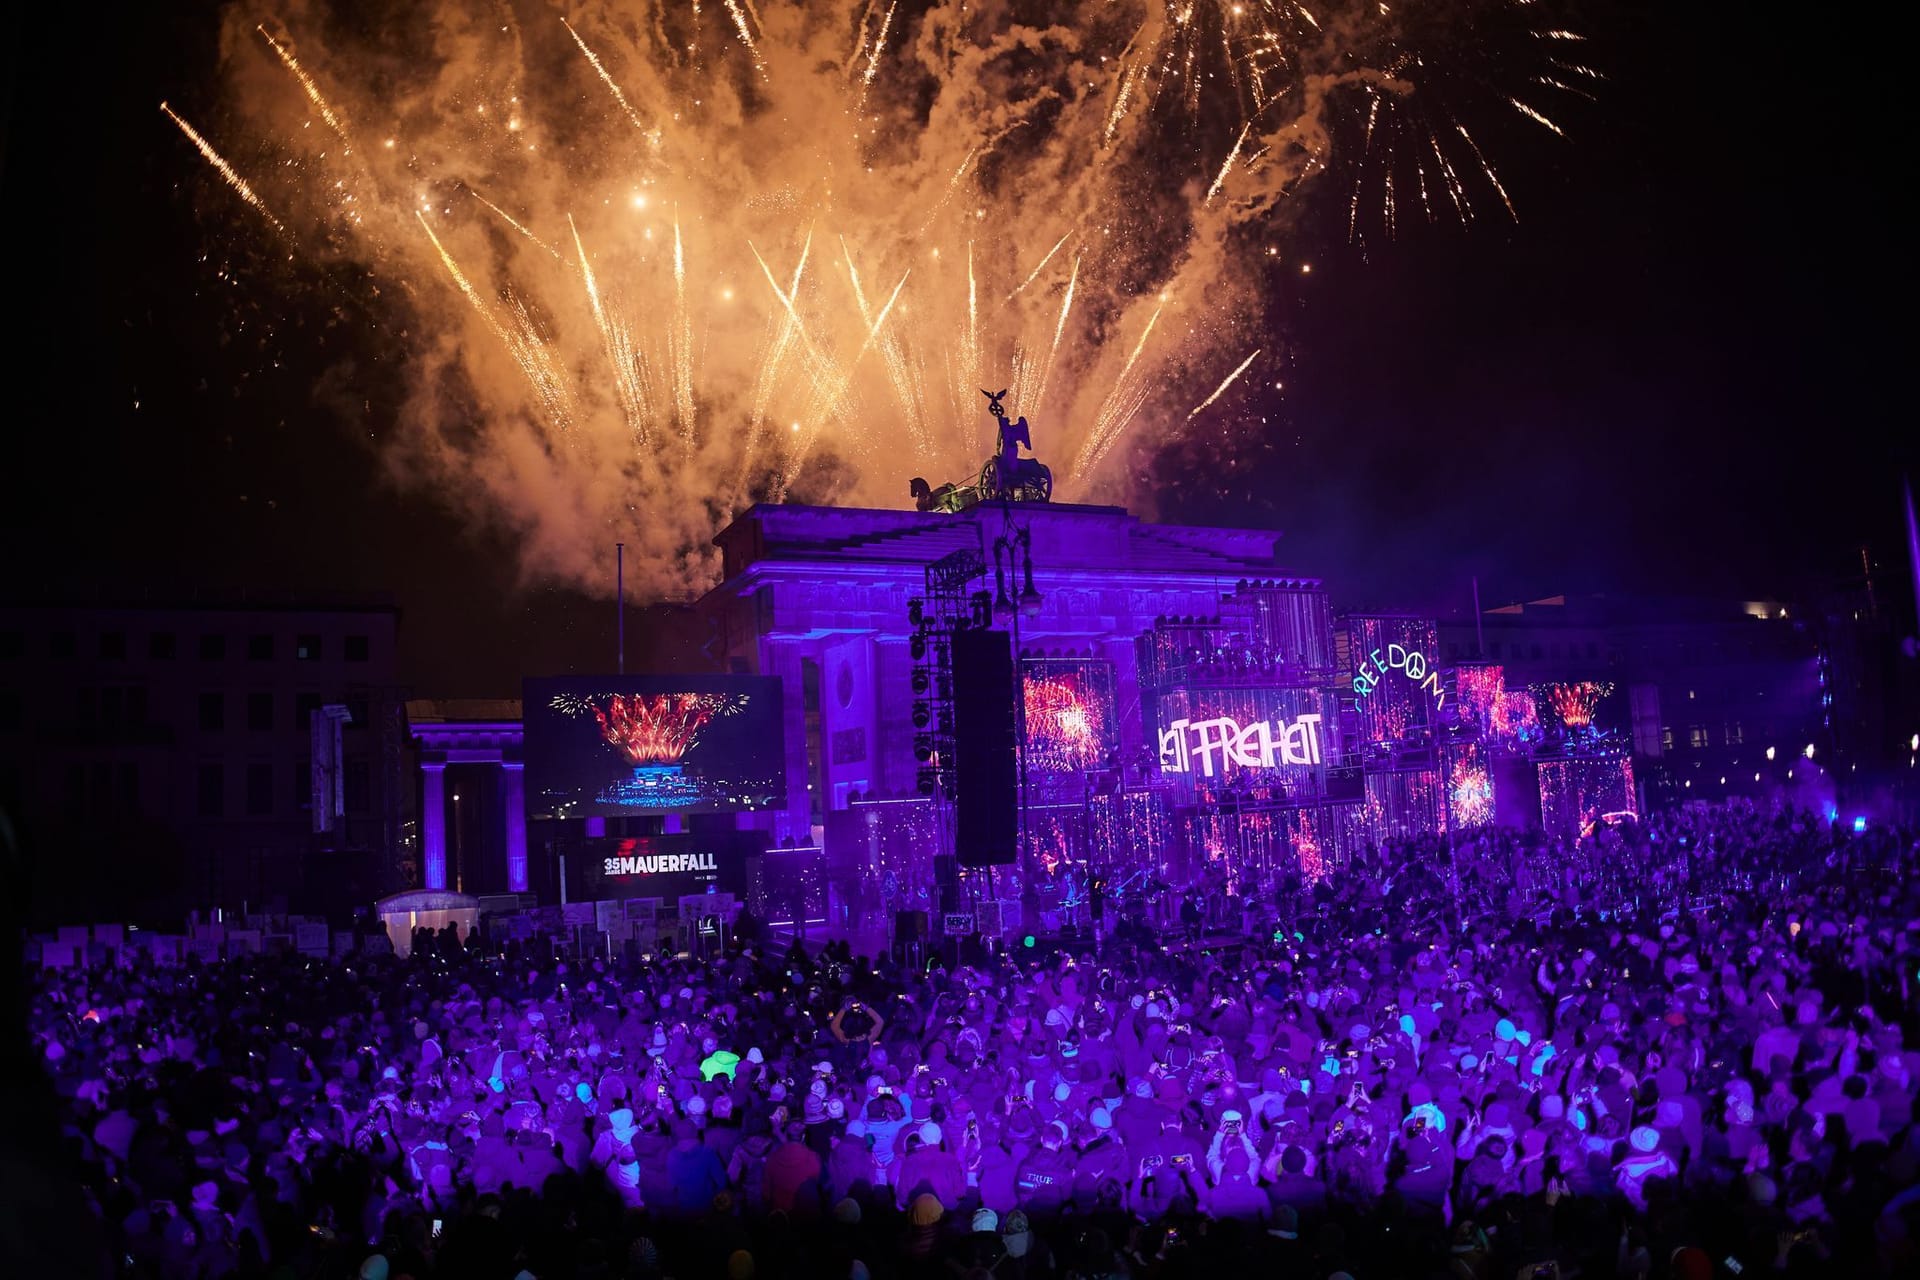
[910,388,1054,513]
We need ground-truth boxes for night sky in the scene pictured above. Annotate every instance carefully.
[3,3,1906,695]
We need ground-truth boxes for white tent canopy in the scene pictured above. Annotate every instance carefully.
[375,889,480,958]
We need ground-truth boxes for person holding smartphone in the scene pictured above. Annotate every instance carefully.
[1206,1108,1258,1184]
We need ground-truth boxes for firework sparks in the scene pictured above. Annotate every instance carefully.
[672,213,696,447]
[1030,254,1080,421]
[1450,756,1494,825]
[1205,122,1250,206]
[159,103,284,233]
[256,26,351,148]
[171,0,1591,600]
[570,691,745,764]
[563,17,646,132]
[1006,229,1073,302]
[1508,98,1565,135]
[470,188,562,260]
[1533,680,1614,731]
[723,0,768,81]
[1186,347,1261,420]
[1454,125,1514,218]
[1077,299,1166,477]
[418,212,571,431]
[570,215,656,443]
[856,0,897,114]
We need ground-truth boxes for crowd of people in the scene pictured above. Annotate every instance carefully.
[17,800,1920,1279]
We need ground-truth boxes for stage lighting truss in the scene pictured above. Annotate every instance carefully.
[911,548,987,806]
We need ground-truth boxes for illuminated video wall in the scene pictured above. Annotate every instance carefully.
[1021,658,1119,797]
[524,675,786,818]
[1346,615,1444,747]
[1537,755,1637,839]
[1151,684,1337,799]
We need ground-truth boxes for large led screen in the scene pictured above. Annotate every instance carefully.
[1022,659,1119,779]
[524,676,786,818]
[1151,685,1336,792]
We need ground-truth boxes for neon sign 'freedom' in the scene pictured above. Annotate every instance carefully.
[1159,713,1325,777]
[1353,645,1444,706]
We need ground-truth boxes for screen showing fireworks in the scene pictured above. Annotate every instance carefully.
[524,676,786,819]
[1021,659,1119,780]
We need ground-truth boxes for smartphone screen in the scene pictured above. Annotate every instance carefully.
[432,1218,443,1239]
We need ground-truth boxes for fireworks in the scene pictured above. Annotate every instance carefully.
[159,103,283,234]
[554,692,746,764]
[1533,680,1615,731]
[1449,756,1494,826]
[1024,673,1113,773]
[1456,664,1539,745]
[1186,348,1261,421]
[170,1,1587,599]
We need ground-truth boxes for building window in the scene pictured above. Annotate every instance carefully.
[296,634,322,661]
[248,634,274,662]
[51,631,76,659]
[1586,641,1598,660]
[1725,721,1744,745]
[116,762,138,815]
[77,688,96,724]
[345,757,370,813]
[0,692,21,732]
[101,687,124,727]
[100,631,127,660]
[127,686,147,725]
[64,764,85,820]
[246,762,274,816]
[247,691,274,732]
[345,695,370,728]
[1550,643,1562,660]
[149,631,176,660]
[294,756,311,812]
[1688,725,1710,749]
[345,634,370,663]
[1660,725,1675,752]
[197,762,225,817]
[1530,644,1543,660]
[199,692,224,732]
[295,693,322,729]
[199,633,226,661]
[0,630,21,660]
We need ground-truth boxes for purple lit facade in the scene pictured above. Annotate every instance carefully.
[406,702,527,895]
[371,512,1840,915]
[698,502,1362,900]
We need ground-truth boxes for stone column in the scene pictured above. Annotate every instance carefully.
[421,761,448,890]
[501,762,528,894]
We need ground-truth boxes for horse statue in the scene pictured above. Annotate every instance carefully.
[910,475,976,514]
[978,388,1053,503]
